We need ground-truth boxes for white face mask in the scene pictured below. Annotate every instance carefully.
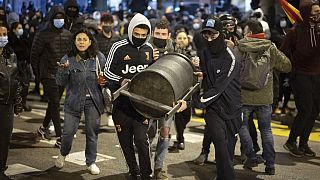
[0,36,8,47]
[193,23,201,30]
[280,20,287,28]
[16,29,23,36]
[53,19,65,29]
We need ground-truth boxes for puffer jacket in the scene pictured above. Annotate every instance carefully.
[56,52,106,117]
[234,37,292,105]
[0,46,19,104]
[30,6,72,80]
[94,33,121,57]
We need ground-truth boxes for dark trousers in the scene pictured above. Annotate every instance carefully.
[42,78,64,137]
[205,109,237,180]
[0,104,14,171]
[174,108,191,143]
[201,125,213,154]
[112,108,152,179]
[278,73,291,109]
[288,73,320,146]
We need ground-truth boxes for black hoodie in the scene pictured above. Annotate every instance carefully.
[64,0,84,33]
[280,0,320,75]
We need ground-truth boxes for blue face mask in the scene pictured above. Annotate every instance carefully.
[0,36,8,48]
[53,19,64,29]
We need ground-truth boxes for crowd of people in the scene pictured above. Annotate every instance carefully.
[0,0,320,180]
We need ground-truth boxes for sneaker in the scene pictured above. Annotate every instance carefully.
[265,167,275,175]
[194,153,208,165]
[153,169,168,180]
[87,163,100,175]
[37,125,51,140]
[299,145,316,157]
[107,115,114,126]
[55,138,61,149]
[177,142,185,150]
[55,154,65,168]
[283,141,304,157]
[48,125,55,134]
[243,158,262,170]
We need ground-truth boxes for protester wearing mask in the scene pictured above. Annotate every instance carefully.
[94,13,120,127]
[30,6,72,147]
[177,16,242,180]
[64,0,84,33]
[95,14,120,57]
[8,22,32,112]
[147,19,174,179]
[281,0,320,158]
[104,13,153,179]
[0,7,7,25]
[0,23,23,180]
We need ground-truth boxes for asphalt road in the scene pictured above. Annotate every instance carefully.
[5,95,320,180]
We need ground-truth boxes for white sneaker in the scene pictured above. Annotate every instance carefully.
[49,125,55,134]
[87,163,100,175]
[107,115,114,127]
[55,154,65,168]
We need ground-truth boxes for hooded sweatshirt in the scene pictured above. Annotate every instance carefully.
[105,13,153,85]
[280,0,320,75]
[235,37,292,105]
[64,0,84,33]
[104,13,153,110]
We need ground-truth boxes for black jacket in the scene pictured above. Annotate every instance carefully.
[104,13,153,115]
[197,45,242,120]
[64,0,85,33]
[0,46,20,105]
[94,33,121,58]
[30,6,72,80]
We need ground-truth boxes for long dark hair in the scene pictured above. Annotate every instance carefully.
[67,28,99,58]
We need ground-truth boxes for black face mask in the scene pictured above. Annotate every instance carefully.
[102,26,112,33]
[66,10,78,18]
[132,36,146,47]
[153,37,167,48]
[206,34,226,57]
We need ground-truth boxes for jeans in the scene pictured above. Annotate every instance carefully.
[42,78,64,137]
[0,104,14,170]
[60,97,101,166]
[239,105,275,168]
[151,117,174,170]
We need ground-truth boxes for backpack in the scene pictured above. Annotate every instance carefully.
[240,46,272,90]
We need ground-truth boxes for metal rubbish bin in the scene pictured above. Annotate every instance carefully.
[113,53,200,119]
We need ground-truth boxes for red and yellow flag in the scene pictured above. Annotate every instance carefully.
[278,0,303,24]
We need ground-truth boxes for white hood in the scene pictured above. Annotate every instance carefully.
[128,13,151,46]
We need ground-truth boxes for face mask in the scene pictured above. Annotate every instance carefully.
[206,35,225,57]
[114,20,118,26]
[0,36,8,48]
[182,16,188,21]
[193,23,201,30]
[53,19,64,29]
[132,36,146,47]
[102,26,112,33]
[280,20,287,28]
[67,10,78,18]
[153,37,167,48]
[16,29,23,37]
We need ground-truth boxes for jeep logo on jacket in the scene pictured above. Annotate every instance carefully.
[104,13,153,93]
